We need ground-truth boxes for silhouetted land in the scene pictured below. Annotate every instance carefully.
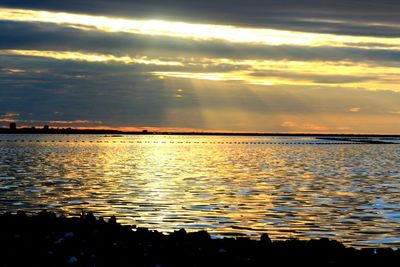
[0,127,399,139]
[0,211,398,266]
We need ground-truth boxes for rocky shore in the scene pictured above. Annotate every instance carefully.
[0,211,398,266]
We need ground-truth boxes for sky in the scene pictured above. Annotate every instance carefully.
[0,0,400,133]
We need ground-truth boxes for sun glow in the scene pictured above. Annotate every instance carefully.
[1,7,400,49]
[152,58,400,91]
[3,48,400,91]
[0,50,183,66]
[1,7,400,91]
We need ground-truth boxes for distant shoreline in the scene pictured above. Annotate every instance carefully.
[1,128,400,138]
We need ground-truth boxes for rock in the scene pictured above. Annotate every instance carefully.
[108,216,117,225]
[64,232,75,238]
[81,212,96,223]
[218,248,227,254]
[16,210,27,219]
[54,237,64,245]
[171,228,187,240]
[68,256,78,265]
[1,211,398,267]
[260,233,271,245]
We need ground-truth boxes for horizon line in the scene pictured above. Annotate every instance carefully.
[1,124,400,136]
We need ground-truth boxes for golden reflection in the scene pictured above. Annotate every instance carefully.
[1,7,400,49]
[1,135,399,246]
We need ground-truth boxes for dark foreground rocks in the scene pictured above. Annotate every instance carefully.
[0,211,399,267]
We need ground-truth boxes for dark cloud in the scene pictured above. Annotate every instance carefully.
[1,21,400,65]
[0,55,206,128]
[2,53,399,127]
[1,0,400,37]
[1,1,399,132]
[1,52,400,132]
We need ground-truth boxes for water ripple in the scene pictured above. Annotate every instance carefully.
[0,134,399,248]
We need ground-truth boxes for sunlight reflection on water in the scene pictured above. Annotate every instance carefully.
[0,134,400,248]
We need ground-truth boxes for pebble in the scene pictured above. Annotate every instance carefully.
[54,237,64,245]
[218,248,227,253]
[64,232,75,238]
[68,256,78,265]
[0,212,398,267]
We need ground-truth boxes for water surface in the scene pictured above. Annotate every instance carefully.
[0,134,399,247]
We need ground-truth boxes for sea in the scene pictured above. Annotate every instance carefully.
[0,134,399,248]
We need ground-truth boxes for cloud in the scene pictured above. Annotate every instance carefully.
[0,50,183,66]
[0,7,400,50]
[0,111,20,123]
[2,46,400,91]
[281,121,296,128]
[280,120,348,133]
[0,2,400,133]
[4,112,19,117]
[281,121,328,131]
[47,120,102,125]
[0,119,103,127]
[250,70,374,84]
[1,52,400,132]
[2,21,400,66]
[1,0,400,38]
[0,55,204,129]
[349,107,361,112]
